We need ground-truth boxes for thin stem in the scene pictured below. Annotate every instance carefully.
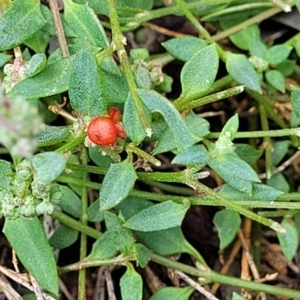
[212,7,282,42]
[48,0,69,57]
[186,180,284,232]
[126,144,161,166]
[108,0,151,133]
[55,134,85,154]
[78,148,88,300]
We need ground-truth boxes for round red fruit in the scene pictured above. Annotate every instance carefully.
[87,117,117,146]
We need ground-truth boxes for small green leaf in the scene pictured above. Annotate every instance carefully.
[124,200,190,232]
[123,93,147,145]
[291,86,300,119]
[10,56,74,98]
[69,49,107,116]
[4,217,58,295]
[232,292,247,300]
[63,0,109,48]
[180,44,219,99]
[249,39,268,59]
[0,0,46,50]
[209,153,260,194]
[120,263,143,300]
[37,125,73,147]
[24,30,50,53]
[88,147,114,168]
[162,37,207,62]
[277,60,295,77]
[59,185,81,218]
[31,152,67,184]
[235,144,263,165]
[213,210,241,249]
[172,145,210,165]
[87,231,118,260]
[87,200,104,222]
[149,287,194,300]
[0,53,12,68]
[49,225,78,249]
[123,0,153,10]
[100,159,137,210]
[138,89,198,152]
[271,140,291,166]
[133,243,149,268]
[218,183,284,201]
[226,52,261,93]
[265,70,286,93]
[24,53,47,78]
[267,173,290,193]
[277,219,298,261]
[0,160,13,189]
[219,114,239,141]
[266,45,292,65]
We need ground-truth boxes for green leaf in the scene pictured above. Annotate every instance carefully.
[24,53,47,78]
[271,140,291,166]
[277,59,295,77]
[0,0,46,50]
[149,287,194,300]
[24,30,50,53]
[266,45,292,65]
[87,200,104,222]
[59,185,81,218]
[99,159,137,210]
[153,112,209,155]
[226,52,261,93]
[232,292,247,300]
[10,56,74,98]
[120,263,143,300]
[87,231,118,260]
[63,0,109,48]
[172,145,210,166]
[0,53,12,68]
[124,200,190,232]
[162,37,207,62]
[277,219,298,261]
[0,160,13,189]
[37,125,73,147]
[220,19,260,51]
[180,44,219,99]
[31,152,67,184]
[218,183,284,201]
[123,0,153,10]
[133,243,149,268]
[69,49,107,116]
[267,173,290,193]
[249,39,268,59]
[209,153,260,195]
[49,225,78,249]
[123,93,147,145]
[291,86,300,119]
[219,114,239,141]
[213,210,241,249]
[104,212,134,253]
[235,144,263,165]
[88,147,114,168]
[265,70,285,93]
[3,217,58,295]
[138,89,198,152]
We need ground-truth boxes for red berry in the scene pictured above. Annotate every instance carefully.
[87,117,117,146]
[108,107,121,123]
[115,123,126,138]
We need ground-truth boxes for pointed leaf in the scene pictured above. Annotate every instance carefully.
[49,225,78,249]
[120,263,143,300]
[138,89,198,152]
[291,86,300,119]
[219,183,283,201]
[213,210,241,249]
[4,217,58,295]
[124,200,190,232]
[69,49,107,116]
[277,219,298,261]
[265,70,285,93]
[133,243,149,268]
[180,44,219,99]
[31,152,67,184]
[172,145,210,165]
[0,0,46,50]
[266,45,292,65]
[63,0,109,48]
[149,287,194,300]
[10,56,74,98]
[226,52,261,93]
[100,159,137,210]
[24,53,47,78]
[37,125,73,147]
[162,37,207,61]
[59,185,81,218]
[235,144,263,165]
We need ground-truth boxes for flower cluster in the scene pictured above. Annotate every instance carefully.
[0,160,62,219]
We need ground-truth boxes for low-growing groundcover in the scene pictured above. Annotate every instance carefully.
[1,0,300,299]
